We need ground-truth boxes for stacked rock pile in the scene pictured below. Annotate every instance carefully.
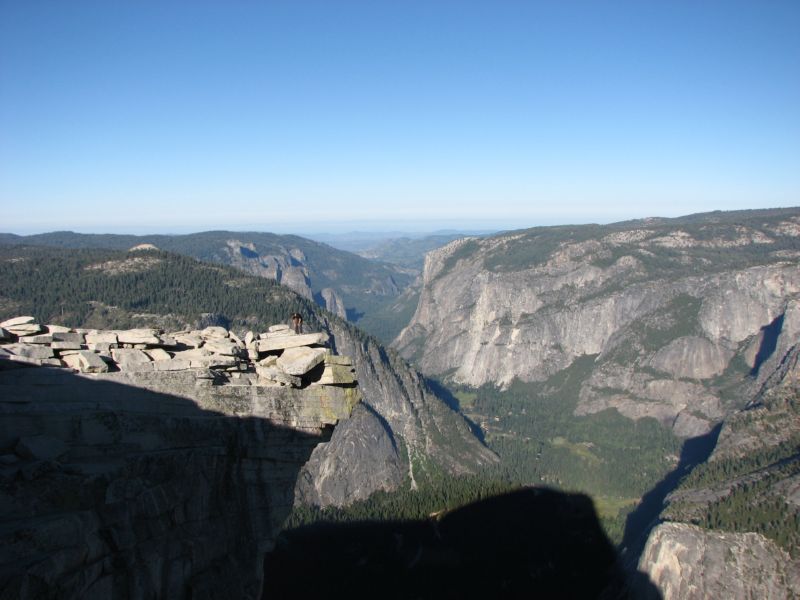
[0,316,356,388]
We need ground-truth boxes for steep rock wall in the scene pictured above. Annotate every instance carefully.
[295,320,498,507]
[0,357,358,598]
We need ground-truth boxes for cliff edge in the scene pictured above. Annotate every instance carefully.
[0,318,359,599]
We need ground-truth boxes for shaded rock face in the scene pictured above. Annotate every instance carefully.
[294,404,404,506]
[0,324,360,599]
[395,211,800,436]
[320,287,347,319]
[296,319,499,507]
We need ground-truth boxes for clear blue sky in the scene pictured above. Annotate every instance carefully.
[1,1,798,234]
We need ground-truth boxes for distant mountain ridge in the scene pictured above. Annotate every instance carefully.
[0,230,414,327]
[354,233,476,269]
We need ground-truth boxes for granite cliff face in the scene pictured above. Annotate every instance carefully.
[223,240,316,301]
[295,318,499,507]
[395,209,800,436]
[0,319,359,599]
[639,523,798,599]
[637,344,800,599]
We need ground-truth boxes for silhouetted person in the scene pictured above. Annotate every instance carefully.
[291,312,303,334]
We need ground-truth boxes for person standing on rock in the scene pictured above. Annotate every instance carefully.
[291,312,303,334]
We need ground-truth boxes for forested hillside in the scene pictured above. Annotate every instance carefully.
[0,230,414,331]
[0,245,308,332]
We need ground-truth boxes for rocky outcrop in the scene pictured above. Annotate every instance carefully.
[0,316,349,389]
[395,210,800,435]
[639,523,799,599]
[0,319,360,599]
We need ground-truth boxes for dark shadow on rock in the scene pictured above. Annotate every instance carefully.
[345,307,365,322]
[239,246,260,259]
[264,487,662,599]
[621,423,723,566]
[425,377,485,444]
[0,359,328,600]
[311,291,331,314]
[361,402,399,452]
[750,313,785,377]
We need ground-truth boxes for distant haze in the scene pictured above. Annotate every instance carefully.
[0,213,703,237]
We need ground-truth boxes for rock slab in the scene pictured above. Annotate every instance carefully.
[276,347,327,376]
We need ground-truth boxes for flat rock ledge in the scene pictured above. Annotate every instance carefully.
[0,316,357,390]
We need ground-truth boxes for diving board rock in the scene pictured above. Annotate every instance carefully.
[173,332,203,348]
[0,318,350,390]
[256,332,328,352]
[202,338,243,356]
[52,332,85,345]
[0,316,36,328]
[45,324,72,334]
[276,347,327,376]
[201,326,229,339]
[144,348,172,361]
